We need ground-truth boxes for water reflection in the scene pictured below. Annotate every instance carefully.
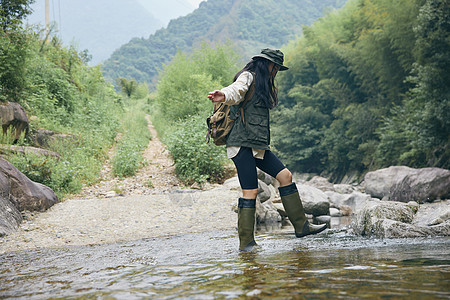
[0,228,449,299]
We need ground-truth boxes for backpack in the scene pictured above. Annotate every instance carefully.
[205,82,255,146]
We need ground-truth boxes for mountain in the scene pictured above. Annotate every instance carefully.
[102,0,348,85]
[136,0,195,26]
[26,0,167,64]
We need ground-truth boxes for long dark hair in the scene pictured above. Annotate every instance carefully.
[233,58,278,109]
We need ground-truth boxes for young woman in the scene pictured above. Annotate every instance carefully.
[208,49,327,251]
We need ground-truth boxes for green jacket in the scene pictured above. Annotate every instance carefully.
[226,87,270,150]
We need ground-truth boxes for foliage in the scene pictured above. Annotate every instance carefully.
[1,17,124,198]
[153,43,237,185]
[165,115,228,185]
[0,0,34,30]
[112,100,151,177]
[272,0,449,182]
[102,0,347,87]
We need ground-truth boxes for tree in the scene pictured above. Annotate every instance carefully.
[0,0,34,30]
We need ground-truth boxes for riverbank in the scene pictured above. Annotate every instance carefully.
[0,119,239,254]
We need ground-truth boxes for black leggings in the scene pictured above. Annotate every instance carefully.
[231,147,286,190]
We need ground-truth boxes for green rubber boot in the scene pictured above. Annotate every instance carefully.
[237,198,257,251]
[279,183,327,238]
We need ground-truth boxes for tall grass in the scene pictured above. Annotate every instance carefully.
[112,99,151,177]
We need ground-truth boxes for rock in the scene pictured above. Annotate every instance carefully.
[333,184,354,194]
[339,205,353,216]
[297,184,330,216]
[256,199,282,223]
[305,176,334,192]
[223,177,241,191]
[412,200,450,227]
[314,215,331,226]
[0,102,29,143]
[325,191,347,208]
[325,190,375,215]
[0,158,59,212]
[329,207,341,217]
[389,168,450,203]
[272,202,287,218]
[0,145,60,158]
[0,197,22,237]
[28,129,77,149]
[353,200,450,238]
[363,166,416,199]
[257,169,275,186]
[257,180,271,203]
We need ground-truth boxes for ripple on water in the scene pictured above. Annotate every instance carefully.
[0,229,449,299]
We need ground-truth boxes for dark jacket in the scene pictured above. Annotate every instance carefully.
[226,84,270,150]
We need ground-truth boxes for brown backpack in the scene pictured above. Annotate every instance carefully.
[205,82,255,146]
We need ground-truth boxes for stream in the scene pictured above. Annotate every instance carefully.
[1,222,449,299]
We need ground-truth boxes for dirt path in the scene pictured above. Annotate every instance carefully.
[0,117,240,254]
[74,116,183,199]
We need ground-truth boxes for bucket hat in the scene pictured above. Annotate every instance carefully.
[252,48,288,71]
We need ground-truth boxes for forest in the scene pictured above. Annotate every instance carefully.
[102,0,347,86]
[0,0,151,198]
[151,0,449,184]
[1,0,448,194]
[273,0,449,181]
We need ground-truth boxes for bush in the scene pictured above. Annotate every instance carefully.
[165,115,228,185]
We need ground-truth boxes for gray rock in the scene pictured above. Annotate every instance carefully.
[412,200,450,227]
[257,169,275,186]
[353,200,450,238]
[272,202,287,218]
[256,199,282,223]
[389,168,450,203]
[223,177,241,191]
[314,215,331,225]
[329,207,341,217]
[333,184,354,194]
[297,184,330,216]
[326,190,376,215]
[306,176,334,192]
[0,158,59,212]
[257,180,271,203]
[0,197,22,237]
[363,166,416,199]
[325,190,347,208]
[0,102,29,142]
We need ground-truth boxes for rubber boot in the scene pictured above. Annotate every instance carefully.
[237,198,257,251]
[279,183,327,237]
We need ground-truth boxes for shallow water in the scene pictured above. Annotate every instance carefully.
[0,224,449,299]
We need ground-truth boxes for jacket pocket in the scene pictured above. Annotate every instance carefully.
[247,114,269,143]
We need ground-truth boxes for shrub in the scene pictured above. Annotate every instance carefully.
[165,115,228,185]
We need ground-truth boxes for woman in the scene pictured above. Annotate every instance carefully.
[208,49,327,251]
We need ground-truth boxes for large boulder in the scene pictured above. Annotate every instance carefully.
[353,200,450,238]
[0,102,29,143]
[297,184,330,216]
[0,158,59,211]
[389,168,450,203]
[363,166,416,199]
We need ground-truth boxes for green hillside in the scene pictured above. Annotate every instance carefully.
[102,0,347,85]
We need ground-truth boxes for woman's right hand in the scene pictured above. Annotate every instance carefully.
[208,90,225,103]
